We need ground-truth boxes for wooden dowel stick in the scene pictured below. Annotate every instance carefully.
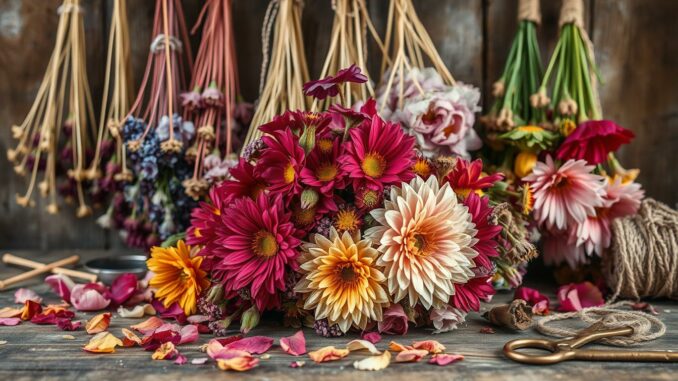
[0,255,79,290]
[2,253,97,283]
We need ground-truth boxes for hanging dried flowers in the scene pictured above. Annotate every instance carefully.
[8,0,98,217]
[182,0,251,199]
[242,0,310,148]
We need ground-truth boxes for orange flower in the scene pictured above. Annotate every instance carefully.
[147,240,209,315]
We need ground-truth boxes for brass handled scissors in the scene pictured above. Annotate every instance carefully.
[504,322,678,364]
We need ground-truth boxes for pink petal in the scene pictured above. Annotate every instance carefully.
[151,299,187,324]
[178,325,199,345]
[70,284,111,311]
[0,317,21,326]
[225,336,274,354]
[428,353,464,366]
[110,273,138,306]
[174,354,188,365]
[191,357,209,365]
[361,331,382,344]
[280,330,306,356]
[14,288,42,304]
[557,282,604,312]
[206,339,251,360]
[187,315,210,324]
[45,274,75,301]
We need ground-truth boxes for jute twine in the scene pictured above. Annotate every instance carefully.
[537,199,677,346]
[518,0,541,24]
[536,301,666,346]
[606,198,678,301]
[559,0,585,28]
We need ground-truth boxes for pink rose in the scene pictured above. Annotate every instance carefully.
[378,304,409,335]
[429,305,466,334]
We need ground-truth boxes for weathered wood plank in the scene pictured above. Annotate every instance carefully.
[0,250,677,380]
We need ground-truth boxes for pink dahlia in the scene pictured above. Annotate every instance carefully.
[556,120,634,165]
[542,230,584,268]
[217,158,268,205]
[339,116,415,191]
[300,136,347,195]
[303,64,368,100]
[449,276,495,313]
[463,193,501,270]
[524,156,605,230]
[444,158,503,198]
[212,194,302,311]
[256,129,306,197]
[604,177,644,219]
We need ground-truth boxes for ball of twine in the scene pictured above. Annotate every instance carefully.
[606,198,678,301]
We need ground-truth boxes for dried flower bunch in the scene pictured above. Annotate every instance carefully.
[105,0,198,248]
[182,0,251,199]
[8,0,99,217]
[242,0,310,148]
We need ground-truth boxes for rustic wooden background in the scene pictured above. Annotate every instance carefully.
[0,0,676,251]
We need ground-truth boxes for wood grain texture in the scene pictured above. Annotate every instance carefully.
[0,250,677,380]
[0,0,676,251]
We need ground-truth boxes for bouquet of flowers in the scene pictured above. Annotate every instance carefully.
[486,0,644,270]
[147,65,535,337]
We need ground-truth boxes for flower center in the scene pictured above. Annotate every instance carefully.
[252,230,279,257]
[250,182,267,199]
[283,162,296,184]
[359,189,380,209]
[293,205,316,227]
[422,106,439,125]
[317,138,334,154]
[407,232,435,256]
[517,125,544,133]
[315,162,337,182]
[334,209,360,233]
[442,115,464,137]
[413,158,432,178]
[361,152,386,178]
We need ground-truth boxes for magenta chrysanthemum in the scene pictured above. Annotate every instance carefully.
[463,193,501,270]
[524,156,605,231]
[256,129,306,197]
[212,193,302,311]
[218,158,267,205]
[339,116,415,191]
[300,136,347,195]
[449,276,495,313]
[445,158,503,198]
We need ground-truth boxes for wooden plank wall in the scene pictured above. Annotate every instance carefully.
[1,0,676,251]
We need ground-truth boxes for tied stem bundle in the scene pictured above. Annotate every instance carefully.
[93,0,134,185]
[183,0,244,199]
[378,0,455,112]
[8,0,97,217]
[242,0,310,149]
[535,0,601,125]
[313,0,385,110]
[484,0,545,133]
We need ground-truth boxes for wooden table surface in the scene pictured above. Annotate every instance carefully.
[1,250,677,380]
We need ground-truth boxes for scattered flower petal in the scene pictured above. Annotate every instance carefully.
[0,307,22,318]
[206,339,251,360]
[308,346,350,363]
[346,339,381,354]
[412,340,446,354]
[187,315,209,324]
[118,304,156,318]
[57,318,82,331]
[428,353,464,366]
[20,300,42,320]
[151,300,187,324]
[631,302,659,316]
[178,324,199,344]
[45,274,75,301]
[70,284,111,311]
[0,317,21,326]
[388,341,413,352]
[217,356,259,371]
[121,328,143,347]
[110,273,138,306]
[152,342,178,360]
[280,330,306,356]
[191,357,209,365]
[480,327,496,334]
[86,312,111,334]
[83,332,123,353]
[361,331,382,344]
[225,336,274,354]
[62,335,76,340]
[14,288,42,304]
[354,351,392,371]
[395,349,428,363]
[515,287,551,315]
[174,354,188,365]
[557,282,604,312]
[131,316,165,335]
[141,329,182,351]
[289,360,305,368]
[0,340,7,345]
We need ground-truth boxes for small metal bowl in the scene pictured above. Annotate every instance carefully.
[84,255,148,285]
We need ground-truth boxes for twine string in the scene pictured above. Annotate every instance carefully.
[518,0,541,24]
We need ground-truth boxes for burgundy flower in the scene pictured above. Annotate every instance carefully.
[557,282,604,312]
[514,287,550,315]
[463,193,501,270]
[556,120,634,165]
[202,84,224,108]
[377,304,408,335]
[256,129,306,197]
[303,64,368,100]
[449,276,495,313]
[259,110,331,137]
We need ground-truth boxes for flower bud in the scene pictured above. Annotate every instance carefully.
[300,188,319,209]
[298,125,317,154]
[206,284,224,305]
[240,305,260,334]
[514,151,537,178]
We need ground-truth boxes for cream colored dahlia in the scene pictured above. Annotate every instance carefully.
[295,227,390,333]
[365,176,478,309]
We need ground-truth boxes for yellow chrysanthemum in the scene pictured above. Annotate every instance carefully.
[366,176,478,309]
[295,228,389,333]
[147,240,209,315]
